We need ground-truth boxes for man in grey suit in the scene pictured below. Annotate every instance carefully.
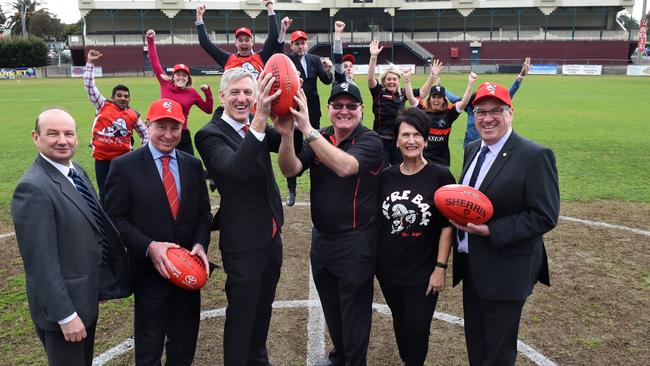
[11,109,130,366]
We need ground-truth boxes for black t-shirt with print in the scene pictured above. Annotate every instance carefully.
[418,102,461,166]
[377,162,455,285]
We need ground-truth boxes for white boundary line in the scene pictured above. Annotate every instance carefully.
[92,302,556,366]
[559,215,650,237]
[306,262,327,364]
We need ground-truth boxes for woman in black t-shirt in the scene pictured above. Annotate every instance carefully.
[405,68,478,167]
[377,107,455,366]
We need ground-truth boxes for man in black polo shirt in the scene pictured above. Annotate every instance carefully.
[277,83,383,365]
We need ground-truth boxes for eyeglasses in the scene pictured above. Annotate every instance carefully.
[473,107,509,119]
[330,102,361,110]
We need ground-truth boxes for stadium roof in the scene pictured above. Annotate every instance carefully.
[79,0,636,17]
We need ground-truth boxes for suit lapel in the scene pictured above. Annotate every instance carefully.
[290,52,307,79]
[460,143,480,183]
[36,156,101,233]
[139,147,174,220]
[478,132,518,192]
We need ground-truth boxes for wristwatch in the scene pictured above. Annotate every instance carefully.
[305,129,321,143]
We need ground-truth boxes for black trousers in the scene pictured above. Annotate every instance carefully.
[222,237,283,366]
[95,159,111,203]
[382,138,402,167]
[462,261,525,366]
[378,280,439,366]
[177,129,194,156]
[311,226,376,366]
[133,286,201,366]
[36,321,97,366]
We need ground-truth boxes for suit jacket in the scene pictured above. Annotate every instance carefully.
[288,52,333,125]
[11,155,130,332]
[452,131,560,302]
[104,146,211,297]
[195,116,301,253]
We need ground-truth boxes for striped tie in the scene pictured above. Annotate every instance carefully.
[161,155,180,220]
[68,168,109,264]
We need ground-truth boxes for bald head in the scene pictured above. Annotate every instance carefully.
[32,109,78,165]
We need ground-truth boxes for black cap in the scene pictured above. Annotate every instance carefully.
[430,85,446,97]
[328,82,363,104]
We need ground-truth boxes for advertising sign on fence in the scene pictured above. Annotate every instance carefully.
[529,64,557,75]
[352,64,416,75]
[71,66,102,77]
[626,65,650,76]
[0,68,37,79]
[561,64,602,75]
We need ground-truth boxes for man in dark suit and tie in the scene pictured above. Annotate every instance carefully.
[450,82,560,366]
[284,28,333,206]
[195,68,300,366]
[12,109,130,366]
[104,98,212,366]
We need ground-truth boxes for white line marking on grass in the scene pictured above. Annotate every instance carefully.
[93,302,556,366]
[559,215,650,237]
[0,232,15,239]
[92,337,134,366]
[306,262,327,365]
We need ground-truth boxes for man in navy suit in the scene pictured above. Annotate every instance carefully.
[104,98,212,366]
[284,29,333,206]
[195,68,300,366]
[451,82,560,366]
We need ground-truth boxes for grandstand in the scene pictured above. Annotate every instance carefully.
[69,0,639,72]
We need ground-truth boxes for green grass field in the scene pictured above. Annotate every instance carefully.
[0,74,649,225]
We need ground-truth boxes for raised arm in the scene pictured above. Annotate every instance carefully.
[145,30,168,85]
[278,16,292,52]
[195,4,231,66]
[454,71,478,112]
[260,0,281,62]
[195,85,214,114]
[84,49,106,111]
[419,59,443,99]
[402,68,419,107]
[332,20,347,84]
[510,57,530,98]
[367,40,382,89]
[133,116,149,146]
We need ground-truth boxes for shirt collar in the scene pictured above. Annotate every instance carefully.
[222,112,249,133]
[148,143,177,161]
[482,127,512,155]
[40,153,74,177]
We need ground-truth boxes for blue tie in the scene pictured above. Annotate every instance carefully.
[458,145,490,242]
[68,168,109,264]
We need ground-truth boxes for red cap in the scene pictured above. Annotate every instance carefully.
[342,54,356,64]
[235,27,253,38]
[146,98,185,124]
[172,63,190,75]
[472,82,512,107]
[291,30,308,43]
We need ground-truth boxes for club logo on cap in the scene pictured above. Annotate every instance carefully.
[340,82,349,92]
[435,86,441,92]
[486,83,497,95]
[163,101,173,112]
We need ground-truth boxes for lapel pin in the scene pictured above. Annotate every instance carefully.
[503,153,507,157]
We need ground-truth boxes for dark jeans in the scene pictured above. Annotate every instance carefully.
[382,138,402,167]
[95,159,111,203]
[378,280,439,366]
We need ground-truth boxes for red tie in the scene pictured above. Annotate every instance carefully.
[241,123,250,135]
[161,155,179,220]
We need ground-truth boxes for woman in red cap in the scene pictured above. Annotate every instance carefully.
[146,29,213,155]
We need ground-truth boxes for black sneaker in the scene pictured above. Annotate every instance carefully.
[286,191,296,206]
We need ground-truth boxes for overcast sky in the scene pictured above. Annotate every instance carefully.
[2,0,648,25]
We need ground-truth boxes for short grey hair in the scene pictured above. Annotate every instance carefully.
[220,68,257,94]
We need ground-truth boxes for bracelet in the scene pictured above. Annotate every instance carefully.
[435,261,448,269]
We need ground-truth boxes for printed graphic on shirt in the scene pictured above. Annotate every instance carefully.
[242,62,260,79]
[97,118,129,138]
[381,190,432,236]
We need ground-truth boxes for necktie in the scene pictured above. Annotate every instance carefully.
[161,155,180,220]
[458,145,490,241]
[68,168,109,264]
[241,123,250,135]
